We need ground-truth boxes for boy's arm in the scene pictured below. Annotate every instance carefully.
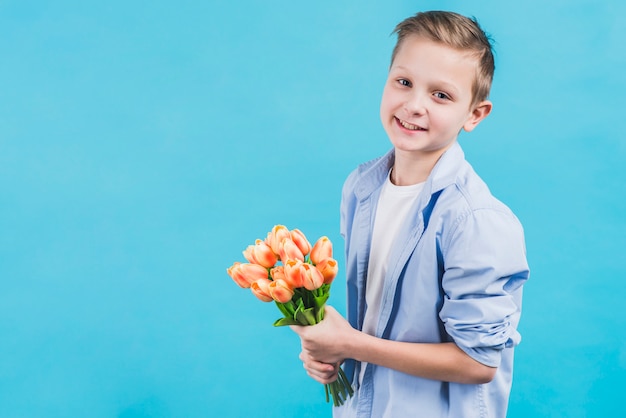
[291,306,496,385]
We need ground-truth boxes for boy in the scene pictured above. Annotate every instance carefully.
[291,11,529,418]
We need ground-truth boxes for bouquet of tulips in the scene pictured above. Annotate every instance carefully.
[227,225,354,407]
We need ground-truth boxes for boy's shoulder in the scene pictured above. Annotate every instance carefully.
[342,149,395,197]
[414,144,520,225]
[355,150,394,176]
[433,158,523,241]
[449,160,514,215]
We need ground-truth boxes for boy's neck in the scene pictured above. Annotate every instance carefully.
[391,145,453,186]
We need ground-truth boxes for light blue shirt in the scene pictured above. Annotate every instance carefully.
[336,142,529,418]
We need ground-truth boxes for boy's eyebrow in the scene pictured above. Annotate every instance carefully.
[432,81,460,96]
[389,64,411,73]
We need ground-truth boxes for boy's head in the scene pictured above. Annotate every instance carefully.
[391,11,495,106]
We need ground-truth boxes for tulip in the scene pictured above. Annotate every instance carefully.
[290,229,311,257]
[301,263,325,290]
[269,265,286,282]
[315,258,338,284]
[243,239,278,268]
[251,278,273,302]
[265,225,291,255]
[283,259,305,288]
[227,262,269,288]
[278,238,305,262]
[310,236,333,265]
[269,279,294,303]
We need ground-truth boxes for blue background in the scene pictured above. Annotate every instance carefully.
[1,0,624,417]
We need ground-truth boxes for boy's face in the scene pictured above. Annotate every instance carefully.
[380,35,491,160]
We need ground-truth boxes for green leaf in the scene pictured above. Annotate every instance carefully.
[294,309,309,325]
[313,293,330,308]
[273,317,302,327]
[275,301,295,317]
[315,304,326,323]
[302,307,316,325]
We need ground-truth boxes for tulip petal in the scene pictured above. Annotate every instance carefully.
[278,238,305,263]
[266,225,290,255]
[310,236,333,265]
[302,263,325,290]
[316,258,338,284]
[268,279,294,303]
[251,278,273,302]
[290,229,312,256]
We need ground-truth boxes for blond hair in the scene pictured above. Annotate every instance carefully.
[391,11,495,105]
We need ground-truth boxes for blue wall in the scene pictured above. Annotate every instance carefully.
[1,1,624,416]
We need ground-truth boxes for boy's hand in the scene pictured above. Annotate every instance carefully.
[298,351,340,384]
[291,306,354,384]
[290,305,355,365]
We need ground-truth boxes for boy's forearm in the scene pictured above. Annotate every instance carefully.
[346,331,496,384]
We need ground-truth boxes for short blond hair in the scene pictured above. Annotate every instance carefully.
[391,11,495,105]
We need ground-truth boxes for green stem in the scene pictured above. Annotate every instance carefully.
[324,383,330,403]
[315,304,325,323]
[275,300,294,318]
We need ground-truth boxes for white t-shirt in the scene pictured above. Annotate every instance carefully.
[359,170,424,382]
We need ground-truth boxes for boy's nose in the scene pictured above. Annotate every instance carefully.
[404,93,427,115]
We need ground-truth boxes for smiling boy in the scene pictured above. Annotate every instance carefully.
[291,11,529,418]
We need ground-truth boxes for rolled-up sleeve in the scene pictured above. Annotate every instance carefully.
[439,207,530,367]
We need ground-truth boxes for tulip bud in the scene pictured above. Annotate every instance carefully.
[265,225,291,255]
[242,245,255,263]
[283,259,305,288]
[315,258,338,284]
[290,229,311,257]
[243,239,278,268]
[227,262,269,288]
[301,263,325,291]
[310,236,333,265]
[251,278,273,302]
[269,265,286,282]
[268,279,294,303]
[278,238,305,263]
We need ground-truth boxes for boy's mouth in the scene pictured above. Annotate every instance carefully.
[396,117,426,131]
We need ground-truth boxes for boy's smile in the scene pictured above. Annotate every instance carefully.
[380,35,491,168]
[396,117,427,131]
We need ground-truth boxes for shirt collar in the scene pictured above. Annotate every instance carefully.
[353,142,465,200]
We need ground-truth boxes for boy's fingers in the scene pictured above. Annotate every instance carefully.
[300,350,336,372]
[306,367,339,384]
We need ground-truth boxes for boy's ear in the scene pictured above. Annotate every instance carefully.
[463,100,492,132]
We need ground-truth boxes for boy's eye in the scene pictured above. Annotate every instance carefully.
[397,79,412,87]
[434,92,451,100]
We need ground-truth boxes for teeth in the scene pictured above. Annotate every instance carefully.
[398,118,423,131]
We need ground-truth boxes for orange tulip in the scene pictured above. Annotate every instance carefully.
[278,238,305,262]
[227,262,269,288]
[301,263,325,290]
[283,259,305,288]
[315,258,338,284]
[269,279,294,303]
[243,239,278,268]
[310,236,333,265]
[290,229,311,257]
[251,278,273,302]
[269,265,286,282]
[265,225,291,255]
